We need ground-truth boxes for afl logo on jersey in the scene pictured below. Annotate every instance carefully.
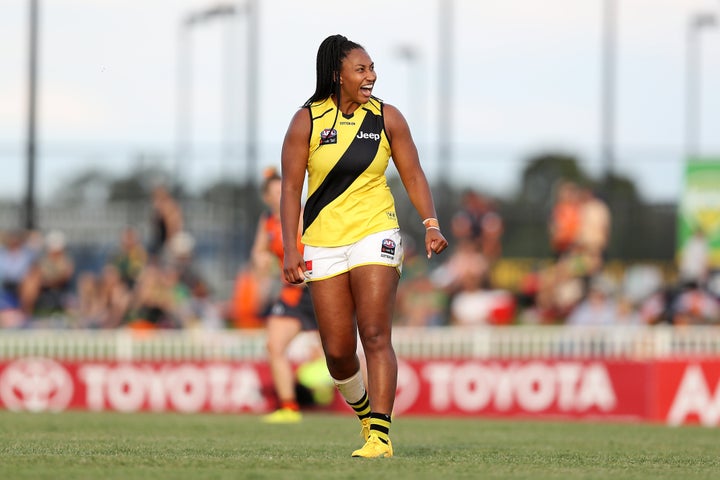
[320,128,337,145]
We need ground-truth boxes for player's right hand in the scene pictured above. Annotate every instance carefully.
[283,249,307,284]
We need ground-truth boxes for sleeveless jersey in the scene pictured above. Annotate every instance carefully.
[302,96,399,247]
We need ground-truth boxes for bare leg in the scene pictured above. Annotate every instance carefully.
[308,273,361,380]
[265,315,303,405]
[350,265,399,415]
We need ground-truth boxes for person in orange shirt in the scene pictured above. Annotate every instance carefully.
[253,167,319,423]
[549,180,581,259]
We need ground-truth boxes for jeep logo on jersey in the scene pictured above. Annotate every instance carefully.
[381,238,396,256]
[356,131,380,141]
[320,128,337,145]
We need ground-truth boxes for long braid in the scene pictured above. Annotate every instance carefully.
[303,34,363,107]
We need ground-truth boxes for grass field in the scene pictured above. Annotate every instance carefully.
[1,411,719,480]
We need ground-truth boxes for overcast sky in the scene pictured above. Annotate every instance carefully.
[1,0,719,202]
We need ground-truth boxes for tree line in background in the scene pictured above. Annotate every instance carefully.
[28,150,677,263]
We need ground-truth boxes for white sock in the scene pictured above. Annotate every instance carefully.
[332,369,366,404]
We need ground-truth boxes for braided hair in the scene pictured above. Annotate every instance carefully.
[303,34,364,107]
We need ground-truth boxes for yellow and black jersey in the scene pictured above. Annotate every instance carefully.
[302,96,399,247]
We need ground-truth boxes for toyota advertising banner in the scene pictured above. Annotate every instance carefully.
[391,359,650,420]
[0,359,275,414]
[2,357,720,426]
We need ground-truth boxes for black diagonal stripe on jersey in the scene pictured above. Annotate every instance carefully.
[303,112,383,233]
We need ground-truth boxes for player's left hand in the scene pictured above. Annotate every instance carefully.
[425,229,448,258]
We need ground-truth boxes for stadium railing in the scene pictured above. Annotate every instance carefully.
[1,326,720,361]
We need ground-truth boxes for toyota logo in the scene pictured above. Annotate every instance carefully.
[0,358,74,412]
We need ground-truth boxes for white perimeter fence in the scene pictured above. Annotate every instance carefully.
[2,326,720,361]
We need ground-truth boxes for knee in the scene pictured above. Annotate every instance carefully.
[265,338,285,358]
[323,348,353,371]
[359,326,391,352]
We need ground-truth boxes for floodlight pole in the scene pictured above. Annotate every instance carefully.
[600,0,616,182]
[685,13,716,161]
[175,4,239,191]
[437,0,453,184]
[244,0,259,204]
[24,0,40,230]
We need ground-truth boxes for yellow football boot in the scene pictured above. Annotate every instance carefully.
[260,408,302,424]
[351,433,393,458]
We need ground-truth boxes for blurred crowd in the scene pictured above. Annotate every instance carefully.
[0,186,219,329]
[393,180,720,328]
[1,180,719,329]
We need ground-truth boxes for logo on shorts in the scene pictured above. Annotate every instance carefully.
[305,260,313,273]
[319,128,337,145]
[381,238,396,258]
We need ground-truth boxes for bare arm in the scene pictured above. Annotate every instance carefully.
[384,103,448,258]
[250,213,273,272]
[280,108,311,283]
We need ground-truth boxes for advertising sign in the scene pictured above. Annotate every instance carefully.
[678,159,720,268]
[4,357,720,426]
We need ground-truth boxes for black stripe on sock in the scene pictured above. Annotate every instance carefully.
[370,412,391,422]
[348,392,368,407]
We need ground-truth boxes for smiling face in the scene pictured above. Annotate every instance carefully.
[338,48,376,107]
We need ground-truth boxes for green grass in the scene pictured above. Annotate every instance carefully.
[0,411,719,480]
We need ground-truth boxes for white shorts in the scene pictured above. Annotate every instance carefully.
[303,229,404,281]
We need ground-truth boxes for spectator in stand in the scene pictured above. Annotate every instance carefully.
[0,229,42,312]
[20,230,75,317]
[447,262,515,326]
[433,239,489,294]
[432,237,517,325]
[110,226,148,289]
[73,264,131,328]
[433,233,515,326]
[450,189,503,262]
[127,262,180,329]
[548,180,581,260]
[148,185,184,262]
[566,275,620,327]
[533,256,587,324]
[576,186,611,277]
[167,231,221,329]
[678,227,710,289]
[670,282,720,325]
[395,235,448,326]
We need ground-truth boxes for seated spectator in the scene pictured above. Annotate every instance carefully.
[20,230,75,316]
[110,226,148,288]
[671,282,720,325]
[566,275,619,327]
[0,229,42,310]
[576,187,611,276]
[678,227,710,289]
[73,265,131,328]
[445,252,515,326]
[395,235,448,326]
[74,271,104,327]
[166,231,221,329]
[451,190,504,263]
[127,263,180,329]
